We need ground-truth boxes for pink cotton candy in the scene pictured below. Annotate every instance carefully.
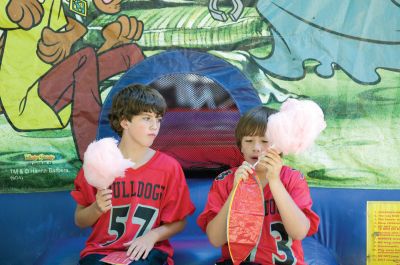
[266,99,326,155]
[83,138,134,189]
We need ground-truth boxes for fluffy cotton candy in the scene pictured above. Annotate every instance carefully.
[266,98,326,155]
[83,138,134,189]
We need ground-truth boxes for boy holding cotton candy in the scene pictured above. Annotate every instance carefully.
[197,100,325,265]
[71,84,195,265]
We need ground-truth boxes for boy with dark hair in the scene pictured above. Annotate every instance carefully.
[71,84,195,265]
[197,106,319,265]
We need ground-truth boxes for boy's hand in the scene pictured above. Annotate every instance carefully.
[233,161,254,187]
[123,230,158,261]
[95,189,112,213]
[256,149,282,182]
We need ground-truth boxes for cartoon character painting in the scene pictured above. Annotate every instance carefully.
[1,0,399,191]
[254,0,400,84]
[0,0,144,160]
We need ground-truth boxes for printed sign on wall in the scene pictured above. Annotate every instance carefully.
[367,201,400,265]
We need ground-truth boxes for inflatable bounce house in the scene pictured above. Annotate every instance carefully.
[1,1,400,265]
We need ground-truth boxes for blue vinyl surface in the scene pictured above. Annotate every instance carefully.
[3,178,399,265]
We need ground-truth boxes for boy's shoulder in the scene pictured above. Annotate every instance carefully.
[281,165,305,181]
[159,150,180,162]
[152,151,181,168]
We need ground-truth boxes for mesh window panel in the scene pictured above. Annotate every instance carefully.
[151,74,243,172]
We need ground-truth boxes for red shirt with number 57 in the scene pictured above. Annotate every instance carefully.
[71,151,195,265]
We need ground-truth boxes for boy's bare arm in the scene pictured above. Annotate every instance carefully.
[150,218,187,242]
[74,189,113,228]
[206,162,254,247]
[259,149,310,240]
[206,191,234,247]
[269,179,310,240]
[124,218,187,261]
[74,203,103,228]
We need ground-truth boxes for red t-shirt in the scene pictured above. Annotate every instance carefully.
[197,166,319,265]
[71,151,195,265]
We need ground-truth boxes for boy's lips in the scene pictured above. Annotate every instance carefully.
[248,157,258,164]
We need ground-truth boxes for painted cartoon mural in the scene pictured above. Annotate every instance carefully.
[0,0,399,192]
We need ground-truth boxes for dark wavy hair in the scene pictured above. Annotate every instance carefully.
[108,84,167,137]
[235,106,277,149]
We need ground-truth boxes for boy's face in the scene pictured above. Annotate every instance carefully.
[121,111,162,147]
[240,133,270,165]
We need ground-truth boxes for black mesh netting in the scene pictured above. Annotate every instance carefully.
[150,74,243,173]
